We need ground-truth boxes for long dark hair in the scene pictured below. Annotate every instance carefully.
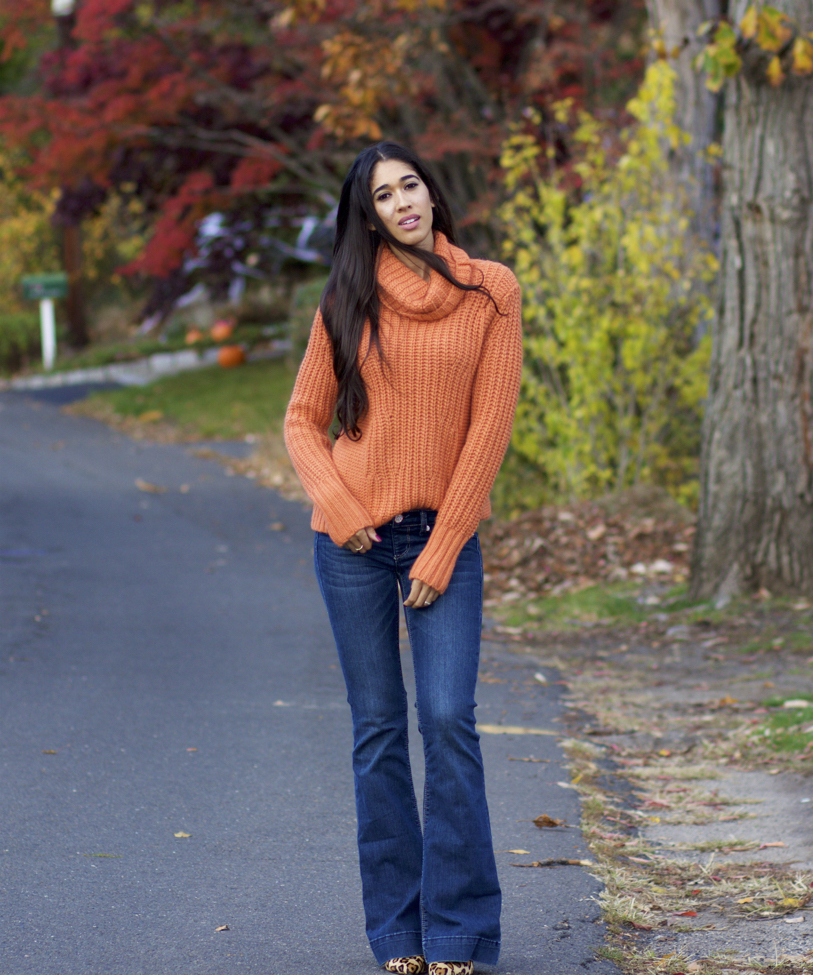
[320,141,492,440]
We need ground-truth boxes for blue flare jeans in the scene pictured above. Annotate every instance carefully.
[313,509,501,966]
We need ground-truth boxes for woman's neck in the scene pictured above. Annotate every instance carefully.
[389,244,431,282]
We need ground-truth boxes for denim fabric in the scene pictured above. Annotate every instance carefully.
[313,510,501,966]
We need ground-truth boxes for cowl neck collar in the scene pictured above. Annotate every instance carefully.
[376,232,475,322]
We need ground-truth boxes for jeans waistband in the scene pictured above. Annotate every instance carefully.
[387,509,437,532]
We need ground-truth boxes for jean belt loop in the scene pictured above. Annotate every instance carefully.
[420,509,427,534]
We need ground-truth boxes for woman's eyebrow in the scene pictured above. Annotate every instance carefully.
[372,173,420,195]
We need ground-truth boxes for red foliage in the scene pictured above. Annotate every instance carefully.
[230,156,284,191]
[0,0,646,278]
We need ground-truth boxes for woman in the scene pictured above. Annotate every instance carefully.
[284,141,522,975]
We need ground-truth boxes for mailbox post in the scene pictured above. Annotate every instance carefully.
[22,273,69,371]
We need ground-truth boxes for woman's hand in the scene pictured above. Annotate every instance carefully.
[404,578,440,609]
[344,526,381,553]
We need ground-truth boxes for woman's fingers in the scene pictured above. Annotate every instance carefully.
[344,526,380,553]
[404,578,440,609]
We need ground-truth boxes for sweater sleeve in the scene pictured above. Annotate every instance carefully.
[409,277,523,593]
[283,310,374,545]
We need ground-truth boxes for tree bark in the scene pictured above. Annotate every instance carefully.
[691,0,813,603]
[646,0,722,252]
[62,223,88,348]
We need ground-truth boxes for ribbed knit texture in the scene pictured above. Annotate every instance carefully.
[284,232,523,593]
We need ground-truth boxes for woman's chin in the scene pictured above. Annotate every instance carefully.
[393,227,433,250]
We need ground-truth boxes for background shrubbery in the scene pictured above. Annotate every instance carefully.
[498,63,716,511]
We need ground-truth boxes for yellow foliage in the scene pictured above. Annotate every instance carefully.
[755,5,793,53]
[703,5,812,89]
[0,148,60,314]
[792,35,813,74]
[81,192,148,285]
[500,62,717,505]
[740,6,758,39]
[701,22,742,92]
[766,53,785,85]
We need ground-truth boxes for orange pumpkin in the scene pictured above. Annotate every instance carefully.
[185,328,204,344]
[217,344,246,368]
[210,320,235,342]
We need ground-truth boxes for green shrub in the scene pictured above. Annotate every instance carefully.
[0,312,40,375]
[500,62,717,508]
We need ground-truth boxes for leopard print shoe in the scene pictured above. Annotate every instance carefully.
[384,957,428,974]
[428,963,473,975]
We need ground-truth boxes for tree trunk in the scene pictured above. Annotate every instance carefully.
[62,223,88,348]
[691,0,813,603]
[646,0,722,252]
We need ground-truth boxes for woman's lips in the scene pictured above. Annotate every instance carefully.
[399,214,420,227]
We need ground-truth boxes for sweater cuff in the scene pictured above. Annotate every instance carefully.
[314,487,374,547]
[409,521,472,594]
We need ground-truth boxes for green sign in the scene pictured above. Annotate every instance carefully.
[22,272,68,301]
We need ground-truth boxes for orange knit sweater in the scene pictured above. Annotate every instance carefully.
[284,232,523,593]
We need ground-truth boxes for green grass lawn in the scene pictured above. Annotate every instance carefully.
[82,357,296,440]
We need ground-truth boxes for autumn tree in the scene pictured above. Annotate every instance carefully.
[0,0,646,318]
[690,1,813,601]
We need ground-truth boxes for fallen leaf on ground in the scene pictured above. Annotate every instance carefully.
[533,814,565,829]
[215,924,230,932]
[674,910,698,917]
[759,841,786,849]
[476,724,557,736]
[508,849,530,854]
[174,831,191,838]
[179,484,191,493]
[511,858,593,868]
[138,410,163,422]
[269,521,286,531]
[42,749,57,754]
[785,916,805,923]
[783,699,811,709]
[507,756,550,763]
[737,897,754,904]
[135,478,167,494]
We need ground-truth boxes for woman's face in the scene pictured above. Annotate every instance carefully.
[370,158,434,251]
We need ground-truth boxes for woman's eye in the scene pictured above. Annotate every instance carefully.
[376,193,390,202]
[405,182,419,190]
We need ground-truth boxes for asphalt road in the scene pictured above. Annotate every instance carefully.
[0,389,620,975]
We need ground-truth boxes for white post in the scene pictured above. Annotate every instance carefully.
[40,298,56,371]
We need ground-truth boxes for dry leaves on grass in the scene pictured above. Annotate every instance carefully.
[480,485,694,606]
